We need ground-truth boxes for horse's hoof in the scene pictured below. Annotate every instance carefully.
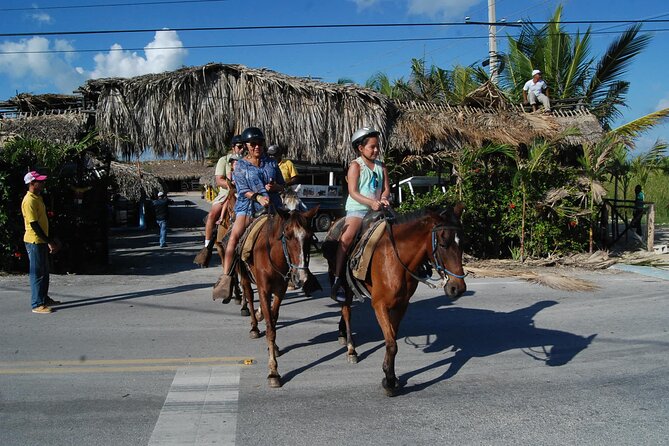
[338,335,346,346]
[347,354,358,364]
[268,375,282,388]
[249,329,260,339]
[240,308,250,317]
[381,377,400,396]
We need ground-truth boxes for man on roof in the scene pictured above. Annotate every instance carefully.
[523,69,551,112]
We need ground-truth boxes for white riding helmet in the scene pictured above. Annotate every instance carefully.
[351,127,380,149]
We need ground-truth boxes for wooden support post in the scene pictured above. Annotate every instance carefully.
[646,203,655,252]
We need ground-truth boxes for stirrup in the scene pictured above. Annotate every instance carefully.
[330,277,346,303]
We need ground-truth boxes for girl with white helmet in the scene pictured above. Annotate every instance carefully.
[331,127,391,302]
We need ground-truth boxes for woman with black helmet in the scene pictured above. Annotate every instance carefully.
[215,127,285,301]
[331,127,391,302]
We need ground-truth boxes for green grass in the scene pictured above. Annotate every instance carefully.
[605,172,669,224]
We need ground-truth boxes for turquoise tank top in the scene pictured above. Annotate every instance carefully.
[345,157,384,212]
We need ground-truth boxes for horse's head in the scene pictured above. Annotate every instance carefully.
[432,202,467,300]
[277,205,319,289]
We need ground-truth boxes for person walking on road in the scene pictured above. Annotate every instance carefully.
[152,191,170,247]
[21,170,61,314]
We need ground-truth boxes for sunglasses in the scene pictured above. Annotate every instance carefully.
[247,141,263,148]
[234,144,244,149]
[371,172,379,190]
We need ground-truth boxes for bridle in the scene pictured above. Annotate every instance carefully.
[386,219,467,289]
[265,209,311,281]
[430,224,468,280]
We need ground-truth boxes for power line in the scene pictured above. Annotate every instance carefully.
[2,28,668,56]
[2,18,669,38]
[0,0,229,12]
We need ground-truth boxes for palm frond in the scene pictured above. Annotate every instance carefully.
[611,107,669,147]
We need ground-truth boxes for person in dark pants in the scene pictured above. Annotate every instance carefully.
[633,184,645,236]
[152,191,169,247]
[21,170,61,314]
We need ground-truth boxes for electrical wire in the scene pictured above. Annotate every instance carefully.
[2,28,668,56]
[0,0,229,12]
[2,18,669,38]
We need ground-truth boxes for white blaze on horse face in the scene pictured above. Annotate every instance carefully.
[454,233,460,247]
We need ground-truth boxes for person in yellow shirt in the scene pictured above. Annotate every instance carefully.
[267,145,299,186]
[21,171,61,314]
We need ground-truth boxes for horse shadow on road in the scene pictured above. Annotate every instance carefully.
[394,298,597,394]
[280,292,596,391]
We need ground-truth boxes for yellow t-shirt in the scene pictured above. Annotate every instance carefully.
[278,159,298,183]
[22,191,49,244]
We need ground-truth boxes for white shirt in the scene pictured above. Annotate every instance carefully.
[523,79,548,96]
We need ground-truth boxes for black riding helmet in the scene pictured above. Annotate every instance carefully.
[240,127,265,143]
[231,134,242,145]
[267,145,281,156]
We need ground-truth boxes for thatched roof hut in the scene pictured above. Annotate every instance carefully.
[0,111,89,146]
[109,161,164,201]
[77,64,604,163]
[140,160,212,181]
[80,63,391,163]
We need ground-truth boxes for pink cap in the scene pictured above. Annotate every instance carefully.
[24,171,48,184]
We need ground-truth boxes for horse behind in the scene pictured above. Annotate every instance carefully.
[239,206,319,388]
[323,204,467,396]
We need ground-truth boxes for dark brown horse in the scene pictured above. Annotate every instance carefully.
[238,206,319,388]
[323,204,467,396]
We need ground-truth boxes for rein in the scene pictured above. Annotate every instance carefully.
[385,219,467,289]
[264,207,310,281]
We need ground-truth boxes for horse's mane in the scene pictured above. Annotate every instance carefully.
[392,205,458,226]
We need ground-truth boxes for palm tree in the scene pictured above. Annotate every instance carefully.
[501,5,651,128]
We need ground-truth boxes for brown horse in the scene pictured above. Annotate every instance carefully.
[323,204,467,396]
[238,206,319,388]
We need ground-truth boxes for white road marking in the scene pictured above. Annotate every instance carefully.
[149,366,241,446]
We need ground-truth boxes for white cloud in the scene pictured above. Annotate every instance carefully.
[656,95,669,110]
[89,30,187,79]
[0,37,86,94]
[0,30,187,96]
[349,0,380,8]
[408,0,481,20]
[31,12,53,24]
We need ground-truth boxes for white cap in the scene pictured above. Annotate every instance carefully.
[158,191,165,197]
[532,69,542,76]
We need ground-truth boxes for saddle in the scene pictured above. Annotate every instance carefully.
[326,209,396,302]
[237,214,270,262]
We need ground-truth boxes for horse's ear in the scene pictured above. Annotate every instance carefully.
[453,202,465,219]
[301,205,319,220]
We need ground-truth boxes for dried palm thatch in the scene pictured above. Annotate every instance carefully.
[140,160,211,181]
[0,111,88,146]
[81,63,391,163]
[0,93,83,113]
[109,161,164,201]
[80,63,605,163]
[466,265,599,292]
[389,104,561,154]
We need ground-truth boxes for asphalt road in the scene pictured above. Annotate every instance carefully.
[1,196,667,445]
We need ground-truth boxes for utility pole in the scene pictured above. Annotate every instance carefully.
[488,0,498,84]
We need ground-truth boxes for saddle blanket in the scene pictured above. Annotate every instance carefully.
[351,220,387,281]
[239,214,270,262]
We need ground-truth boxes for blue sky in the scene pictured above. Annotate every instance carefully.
[1,0,668,151]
